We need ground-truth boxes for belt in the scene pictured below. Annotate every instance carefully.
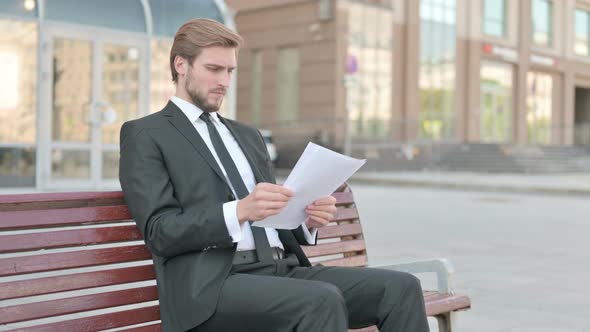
[233,247,285,265]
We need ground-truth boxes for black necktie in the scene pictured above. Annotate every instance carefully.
[199,112,274,263]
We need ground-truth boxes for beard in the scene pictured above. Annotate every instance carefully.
[185,77,223,113]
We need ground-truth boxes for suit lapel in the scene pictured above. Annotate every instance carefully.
[220,116,269,184]
[162,101,230,188]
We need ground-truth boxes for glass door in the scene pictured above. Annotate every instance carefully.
[480,61,513,143]
[40,24,148,190]
[526,71,553,145]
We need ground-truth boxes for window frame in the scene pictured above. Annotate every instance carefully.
[531,0,554,48]
[482,0,507,38]
[574,7,590,57]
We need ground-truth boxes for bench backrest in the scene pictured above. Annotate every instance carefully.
[0,184,365,331]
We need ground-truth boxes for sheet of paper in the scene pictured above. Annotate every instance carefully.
[252,142,366,230]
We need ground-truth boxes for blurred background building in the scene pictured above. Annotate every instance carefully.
[2,0,590,191]
[227,0,590,172]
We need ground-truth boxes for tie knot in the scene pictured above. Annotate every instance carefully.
[199,112,213,124]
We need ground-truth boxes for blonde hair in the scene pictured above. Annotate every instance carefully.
[170,18,243,83]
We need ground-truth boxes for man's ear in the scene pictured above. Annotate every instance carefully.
[174,56,187,78]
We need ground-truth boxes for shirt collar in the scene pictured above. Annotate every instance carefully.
[170,95,221,124]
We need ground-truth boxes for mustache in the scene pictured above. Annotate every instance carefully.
[210,88,226,94]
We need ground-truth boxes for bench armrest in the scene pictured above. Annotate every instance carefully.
[373,258,455,293]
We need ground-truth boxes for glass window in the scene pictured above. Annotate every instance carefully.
[150,39,175,114]
[51,38,92,143]
[0,19,37,187]
[346,2,393,139]
[480,61,513,143]
[575,9,590,56]
[526,71,552,145]
[101,43,141,146]
[277,48,300,126]
[0,0,38,18]
[420,0,456,141]
[482,0,506,37]
[45,0,146,33]
[251,50,263,126]
[51,149,90,179]
[149,0,223,37]
[531,0,553,47]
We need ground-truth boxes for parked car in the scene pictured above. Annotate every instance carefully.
[260,129,278,165]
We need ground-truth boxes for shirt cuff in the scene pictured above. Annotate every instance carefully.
[223,200,242,243]
[301,222,318,245]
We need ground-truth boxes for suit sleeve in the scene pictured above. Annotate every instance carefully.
[119,121,234,259]
[291,225,318,246]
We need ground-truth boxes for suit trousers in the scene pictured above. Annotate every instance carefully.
[190,255,429,332]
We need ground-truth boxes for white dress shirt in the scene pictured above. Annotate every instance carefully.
[170,96,316,251]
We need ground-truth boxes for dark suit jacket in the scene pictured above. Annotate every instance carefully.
[119,101,313,332]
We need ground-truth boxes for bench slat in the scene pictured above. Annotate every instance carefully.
[0,286,158,324]
[0,245,152,277]
[116,321,455,332]
[333,208,359,222]
[0,265,155,301]
[303,239,366,258]
[0,205,131,230]
[0,191,124,205]
[0,225,142,253]
[118,322,162,331]
[349,327,377,332]
[6,304,160,332]
[332,192,354,205]
[425,293,472,316]
[315,254,368,267]
[423,290,450,300]
[317,223,363,240]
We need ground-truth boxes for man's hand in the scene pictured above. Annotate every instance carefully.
[304,195,337,229]
[237,183,293,223]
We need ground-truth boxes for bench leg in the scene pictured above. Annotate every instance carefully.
[435,312,453,332]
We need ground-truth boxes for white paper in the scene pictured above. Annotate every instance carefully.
[252,142,366,229]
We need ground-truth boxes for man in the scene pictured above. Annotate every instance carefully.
[119,18,428,332]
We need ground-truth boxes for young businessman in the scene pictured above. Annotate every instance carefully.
[119,18,429,332]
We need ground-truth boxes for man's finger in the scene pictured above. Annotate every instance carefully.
[260,200,288,210]
[312,196,336,205]
[306,204,337,215]
[255,190,292,202]
[305,209,334,221]
[262,207,283,217]
[258,183,294,197]
[309,215,330,225]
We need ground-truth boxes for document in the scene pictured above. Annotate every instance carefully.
[252,142,366,230]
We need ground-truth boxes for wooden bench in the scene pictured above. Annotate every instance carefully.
[0,184,470,332]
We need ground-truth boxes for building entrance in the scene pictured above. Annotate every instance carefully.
[39,24,148,190]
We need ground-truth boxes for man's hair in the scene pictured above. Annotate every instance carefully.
[170,18,243,83]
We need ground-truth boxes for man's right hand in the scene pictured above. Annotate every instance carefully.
[237,183,293,223]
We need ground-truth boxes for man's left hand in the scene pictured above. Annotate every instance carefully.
[304,195,337,229]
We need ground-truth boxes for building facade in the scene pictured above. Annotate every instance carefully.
[226,0,590,166]
[0,0,235,191]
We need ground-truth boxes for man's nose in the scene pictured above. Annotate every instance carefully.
[219,71,231,87]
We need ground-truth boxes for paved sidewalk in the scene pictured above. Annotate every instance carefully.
[349,171,590,196]
[277,169,590,196]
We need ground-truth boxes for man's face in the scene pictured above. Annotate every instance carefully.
[181,46,236,113]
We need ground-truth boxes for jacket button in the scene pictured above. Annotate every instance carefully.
[228,193,235,200]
